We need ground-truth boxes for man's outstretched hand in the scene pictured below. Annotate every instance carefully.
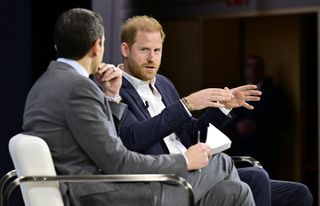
[221,85,262,110]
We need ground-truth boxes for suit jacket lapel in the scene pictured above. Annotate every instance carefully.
[155,79,170,107]
[122,77,151,118]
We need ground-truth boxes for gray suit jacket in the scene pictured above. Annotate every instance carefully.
[23,61,187,205]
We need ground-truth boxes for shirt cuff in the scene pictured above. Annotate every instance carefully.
[216,101,232,116]
[219,107,232,116]
[106,95,122,104]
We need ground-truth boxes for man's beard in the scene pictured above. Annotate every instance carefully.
[128,59,159,81]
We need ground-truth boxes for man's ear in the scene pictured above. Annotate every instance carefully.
[92,39,102,56]
[120,42,129,58]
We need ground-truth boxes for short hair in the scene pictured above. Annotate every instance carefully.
[120,15,165,48]
[53,8,104,60]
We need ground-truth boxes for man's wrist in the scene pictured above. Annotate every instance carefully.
[180,98,192,116]
[217,101,232,115]
[181,97,192,111]
[182,153,189,166]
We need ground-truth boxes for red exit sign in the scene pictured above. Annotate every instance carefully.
[225,0,249,7]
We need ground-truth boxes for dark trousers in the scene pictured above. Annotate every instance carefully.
[238,167,313,206]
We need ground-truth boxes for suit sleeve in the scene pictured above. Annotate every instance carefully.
[65,79,188,178]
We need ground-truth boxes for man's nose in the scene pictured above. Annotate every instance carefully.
[147,51,155,61]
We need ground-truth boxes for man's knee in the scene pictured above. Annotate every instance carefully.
[238,168,271,206]
[214,153,232,162]
[297,183,313,205]
[249,168,269,187]
[214,153,234,168]
[212,180,255,205]
[239,167,270,188]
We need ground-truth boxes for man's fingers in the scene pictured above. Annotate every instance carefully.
[97,64,122,82]
[245,90,262,96]
[234,84,257,91]
[98,64,117,74]
[242,102,254,110]
[245,96,260,101]
[101,70,122,82]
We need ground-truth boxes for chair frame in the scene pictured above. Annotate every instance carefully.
[1,156,262,206]
[231,156,263,168]
[0,170,17,206]
[1,172,194,206]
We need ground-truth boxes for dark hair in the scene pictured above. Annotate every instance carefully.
[53,8,104,60]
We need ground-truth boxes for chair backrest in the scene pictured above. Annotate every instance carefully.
[9,133,64,206]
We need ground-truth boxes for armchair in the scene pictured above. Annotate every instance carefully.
[1,134,194,206]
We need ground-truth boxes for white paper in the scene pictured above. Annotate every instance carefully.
[206,123,232,154]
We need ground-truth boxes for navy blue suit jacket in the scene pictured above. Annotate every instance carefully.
[119,74,232,155]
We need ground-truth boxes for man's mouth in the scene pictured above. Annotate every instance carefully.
[144,65,156,70]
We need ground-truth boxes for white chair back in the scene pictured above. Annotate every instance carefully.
[9,134,64,206]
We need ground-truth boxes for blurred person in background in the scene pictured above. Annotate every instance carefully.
[228,54,290,178]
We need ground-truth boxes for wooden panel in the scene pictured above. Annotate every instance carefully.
[203,18,241,88]
[160,19,203,96]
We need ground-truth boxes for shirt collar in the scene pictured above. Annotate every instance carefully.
[57,58,89,78]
